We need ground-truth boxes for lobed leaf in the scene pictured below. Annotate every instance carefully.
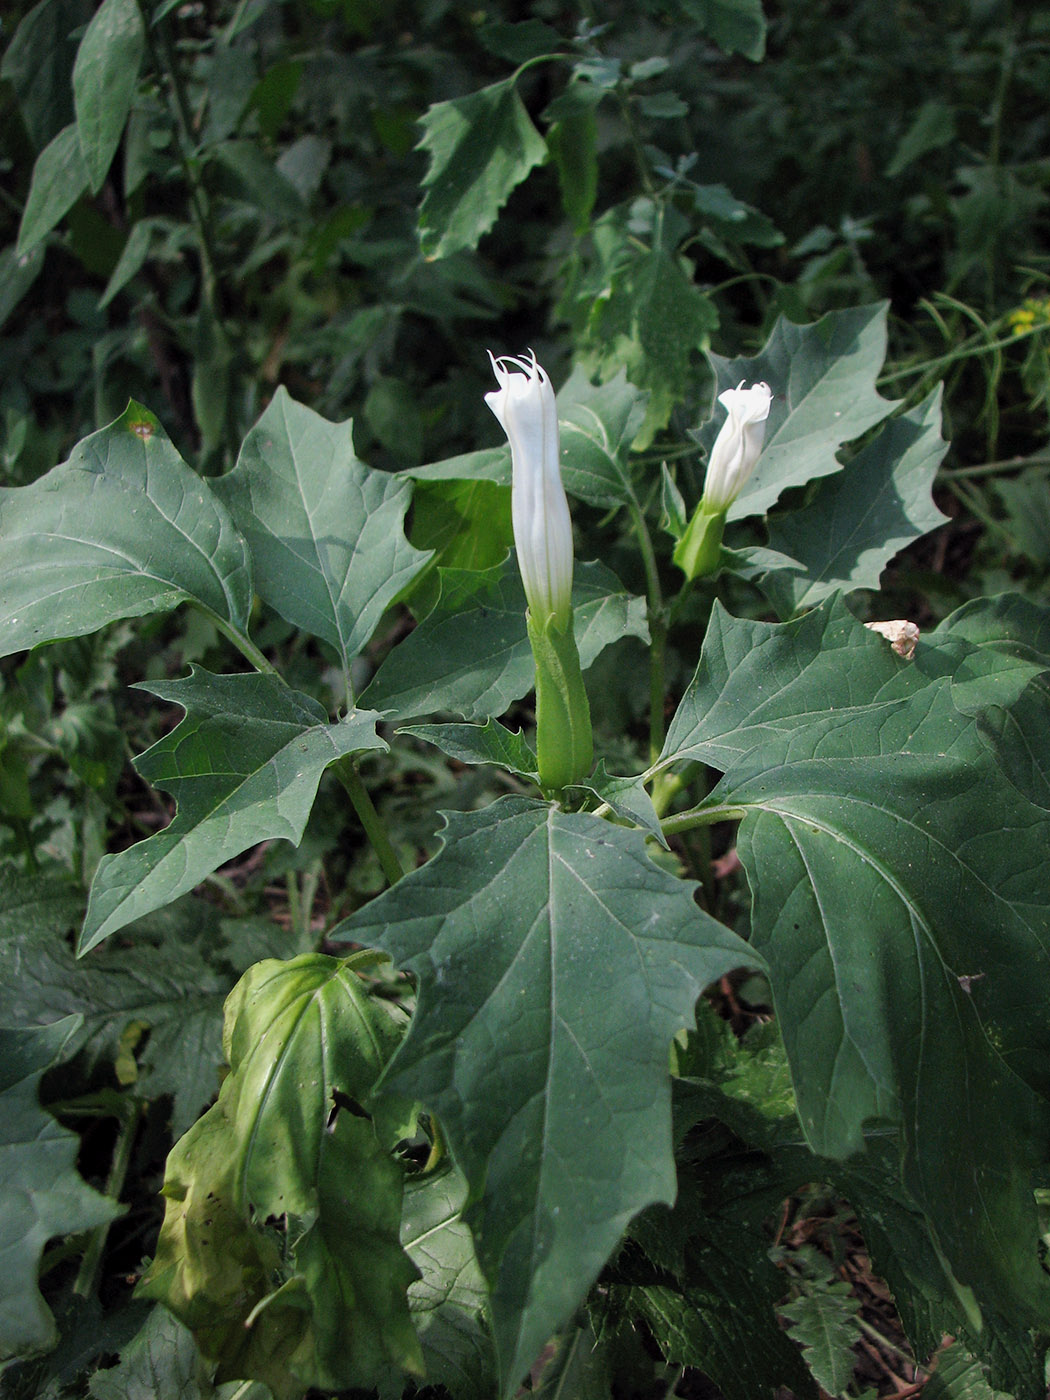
[0,1019,121,1363]
[697,302,898,523]
[332,796,759,1394]
[755,387,950,615]
[0,403,253,658]
[417,78,548,260]
[213,387,430,685]
[81,670,385,951]
[662,595,1050,1325]
[361,557,648,722]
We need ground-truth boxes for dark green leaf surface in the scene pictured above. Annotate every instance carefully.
[399,719,539,783]
[333,797,759,1394]
[361,558,648,722]
[81,670,384,950]
[556,368,648,508]
[400,1165,495,1400]
[0,1018,121,1363]
[0,920,229,1134]
[418,78,548,259]
[679,0,767,59]
[780,1274,860,1396]
[0,404,253,658]
[72,0,144,192]
[213,388,430,683]
[16,122,89,255]
[757,389,949,615]
[697,303,898,522]
[662,596,1050,1324]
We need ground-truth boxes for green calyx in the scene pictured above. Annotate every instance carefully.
[672,502,726,581]
[526,609,594,794]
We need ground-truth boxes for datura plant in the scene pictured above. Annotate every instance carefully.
[4,303,1050,1400]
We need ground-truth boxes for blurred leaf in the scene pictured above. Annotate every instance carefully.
[418,78,548,260]
[0,1018,121,1364]
[545,86,600,235]
[206,142,305,220]
[361,558,648,722]
[886,99,957,178]
[81,670,386,950]
[0,862,81,940]
[0,243,46,330]
[1,0,90,149]
[752,388,950,615]
[72,0,145,192]
[16,122,90,256]
[677,0,766,60]
[332,798,759,1394]
[0,403,253,658]
[213,388,430,682]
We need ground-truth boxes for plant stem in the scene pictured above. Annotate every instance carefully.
[333,757,405,886]
[74,1099,141,1299]
[203,609,279,675]
[630,501,668,761]
[661,802,747,838]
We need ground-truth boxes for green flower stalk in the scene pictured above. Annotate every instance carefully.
[486,352,593,792]
[674,380,772,580]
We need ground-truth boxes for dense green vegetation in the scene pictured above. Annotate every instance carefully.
[2,2,1050,1397]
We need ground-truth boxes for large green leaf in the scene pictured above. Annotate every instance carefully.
[361,558,648,722]
[0,1018,121,1364]
[72,0,144,192]
[754,388,950,616]
[139,953,421,1395]
[331,797,759,1394]
[0,404,253,658]
[212,388,430,688]
[697,303,898,522]
[661,595,1050,1325]
[417,78,548,260]
[1,0,91,150]
[81,670,384,951]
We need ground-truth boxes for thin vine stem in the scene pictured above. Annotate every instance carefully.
[661,802,747,838]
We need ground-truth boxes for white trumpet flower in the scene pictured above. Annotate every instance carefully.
[485,351,573,628]
[702,381,773,512]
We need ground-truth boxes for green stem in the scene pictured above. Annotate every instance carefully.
[334,757,404,886]
[630,501,668,762]
[661,802,747,839]
[74,1099,141,1298]
[202,609,279,675]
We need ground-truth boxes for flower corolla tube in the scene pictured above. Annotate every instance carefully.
[702,380,773,513]
[485,351,573,628]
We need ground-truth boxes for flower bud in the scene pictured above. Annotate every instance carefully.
[701,380,773,513]
[673,380,773,581]
[485,351,573,628]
